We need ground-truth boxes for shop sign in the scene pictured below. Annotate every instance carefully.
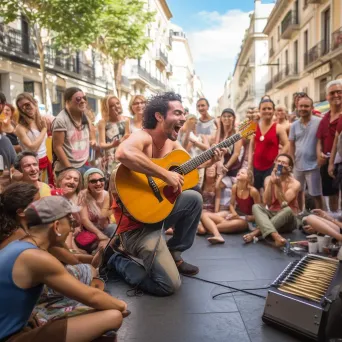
[313,63,331,79]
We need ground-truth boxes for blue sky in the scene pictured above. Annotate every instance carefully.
[167,0,275,108]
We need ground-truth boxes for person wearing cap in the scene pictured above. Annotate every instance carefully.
[0,196,128,342]
[215,108,244,212]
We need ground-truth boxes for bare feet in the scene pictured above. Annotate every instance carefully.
[207,236,225,245]
[271,232,286,247]
[243,228,261,243]
[165,228,174,235]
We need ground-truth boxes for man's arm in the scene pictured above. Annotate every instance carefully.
[52,131,71,168]
[274,179,300,204]
[263,176,273,207]
[289,140,296,162]
[328,131,339,177]
[26,250,126,312]
[316,139,326,167]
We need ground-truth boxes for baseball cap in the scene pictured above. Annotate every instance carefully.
[25,196,81,226]
[222,108,235,117]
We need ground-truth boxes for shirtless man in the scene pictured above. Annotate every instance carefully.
[243,154,300,247]
[109,92,223,296]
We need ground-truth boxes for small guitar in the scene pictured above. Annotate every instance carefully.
[114,120,257,223]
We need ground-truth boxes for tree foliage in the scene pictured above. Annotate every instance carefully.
[97,0,155,96]
[0,0,106,104]
[98,0,155,61]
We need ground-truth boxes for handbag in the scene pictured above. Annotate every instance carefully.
[75,230,98,253]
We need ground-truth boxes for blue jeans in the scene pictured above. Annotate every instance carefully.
[108,190,202,296]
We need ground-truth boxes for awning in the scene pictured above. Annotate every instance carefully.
[314,100,330,114]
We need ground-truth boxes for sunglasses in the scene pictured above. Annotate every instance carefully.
[21,102,33,110]
[75,96,87,103]
[133,101,146,106]
[89,177,105,184]
[295,92,307,97]
[66,214,78,231]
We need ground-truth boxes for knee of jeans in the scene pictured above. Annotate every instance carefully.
[160,275,181,296]
[252,204,262,215]
[185,189,203,208]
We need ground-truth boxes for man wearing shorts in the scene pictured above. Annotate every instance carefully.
[289,96,323,210]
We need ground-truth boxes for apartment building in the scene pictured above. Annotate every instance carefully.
[264,0,342,110]
[231,0,274,117]
[121,0,174,113]
[0,16,114,116]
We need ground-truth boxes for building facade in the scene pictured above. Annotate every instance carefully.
[231,0,274,118]
[121,0,174,114]
[168,23,198,113]
[263,0,342,110]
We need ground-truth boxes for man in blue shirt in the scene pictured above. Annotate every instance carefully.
[289,96,323,210]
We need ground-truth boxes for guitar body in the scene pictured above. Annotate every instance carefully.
[115,149,199,224]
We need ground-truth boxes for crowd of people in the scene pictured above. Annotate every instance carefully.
[0,78,342,341]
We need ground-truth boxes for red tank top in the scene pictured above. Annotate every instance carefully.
[254,123,279,171]
[236,190,254,215]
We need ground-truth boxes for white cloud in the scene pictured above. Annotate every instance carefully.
[187,10,251,110]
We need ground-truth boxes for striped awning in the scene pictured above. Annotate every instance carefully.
[314,100,330,114]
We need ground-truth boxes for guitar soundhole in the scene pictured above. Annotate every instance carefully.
[163,186,181,204]
[169,165,183,174]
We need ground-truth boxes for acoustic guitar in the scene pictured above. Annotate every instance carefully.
[114,120,257,224]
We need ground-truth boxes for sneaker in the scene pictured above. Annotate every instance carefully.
[176,260,199,276]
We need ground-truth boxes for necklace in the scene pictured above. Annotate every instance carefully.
[152,139,166,151]
[20,234,47,251]
[65,109,84,131]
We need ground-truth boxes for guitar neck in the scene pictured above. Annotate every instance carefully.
[179,133,242,175]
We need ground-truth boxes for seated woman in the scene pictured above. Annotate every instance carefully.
[197,164,225,244]
[0,195,128,342]
[201,168,260,235]
[78,168,114,253]
[304,209,342,242]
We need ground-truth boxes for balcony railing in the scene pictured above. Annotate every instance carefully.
[133,65,166,90]
[272,64,299,89]
[156,49,168,66]
[166,64,173,75]
[304,40,330,68]
[0,23,96,82]
[332,27,342,51]
[281,10,299,39]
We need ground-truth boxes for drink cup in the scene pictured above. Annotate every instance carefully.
[317,236,324,253]
[308,241,318,254]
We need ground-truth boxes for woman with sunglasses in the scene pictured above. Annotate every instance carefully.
[52,87,96,177]
[129,95,146,133]
[98,95,130,182]
[15,93,53,184]
[77,168,114,254]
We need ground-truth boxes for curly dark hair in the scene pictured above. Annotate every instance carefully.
[14,151,38,172]
[0,182,38,243]
[143,92,182,129]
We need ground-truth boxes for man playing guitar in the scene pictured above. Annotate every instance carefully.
[110,92,223,296]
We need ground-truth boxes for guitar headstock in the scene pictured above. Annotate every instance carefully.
[238,120,257,139]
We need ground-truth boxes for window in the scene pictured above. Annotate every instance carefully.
[319,78,328,101]
[294,40,298,73]
[284,96,288,108]
[277,26,280,41]
[322,7,330,55]
[21,15,30,54]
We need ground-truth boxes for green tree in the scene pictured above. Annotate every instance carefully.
[97,0,155,97]
[0,0,105,105]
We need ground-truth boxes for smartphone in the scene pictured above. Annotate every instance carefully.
[276,164,283,177]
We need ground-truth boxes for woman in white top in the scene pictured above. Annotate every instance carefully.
[129,95,146,133]
[15,93,53,184]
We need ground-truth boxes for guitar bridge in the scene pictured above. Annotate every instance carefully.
[146,176,163,203]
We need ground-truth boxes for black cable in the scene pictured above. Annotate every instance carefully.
[182,274,270,299]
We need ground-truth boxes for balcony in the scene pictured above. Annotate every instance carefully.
[304,40,330,70]
[273,64,299,89]
[265,80,273,93]
[281,10,299,39]
[131,65,166,90]
[269,47,274,58]
[332,27,342,51]
[155,49,168,67]
[166,64,173,75]
[0,23,98,84]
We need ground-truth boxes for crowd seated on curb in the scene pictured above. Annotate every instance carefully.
[0,79,342,339]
